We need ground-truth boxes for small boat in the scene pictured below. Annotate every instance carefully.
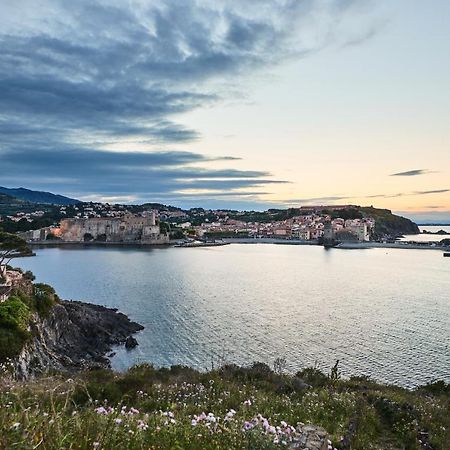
[444,252,450,257]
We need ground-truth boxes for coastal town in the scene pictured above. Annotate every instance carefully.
[2,202,376,244]
[1,194,449,250]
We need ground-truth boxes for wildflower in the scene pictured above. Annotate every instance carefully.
[243,421,254,431]
[243,399,252,406]
[137,420,148,431]
[93,443,100,449]
[10,422,20,430]
[128,407,140,415]
[191,419,198,426]
[115,418,123,425]
[95,406,107,415]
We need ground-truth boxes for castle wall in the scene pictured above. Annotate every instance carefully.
[58,216,168,244]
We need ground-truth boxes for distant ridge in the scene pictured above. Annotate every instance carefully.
[0,186,79,205]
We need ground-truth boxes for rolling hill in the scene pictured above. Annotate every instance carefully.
[0,186,79,205]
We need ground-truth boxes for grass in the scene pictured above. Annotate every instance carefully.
[0,363,448,449]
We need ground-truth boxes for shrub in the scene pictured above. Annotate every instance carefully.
[0,298,31,361]
[23,270,36,281]
[296,367,328,388]
[33,283,59,315]
[0,296,31,331]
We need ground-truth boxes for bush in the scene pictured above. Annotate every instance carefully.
[23,270,36,281]
[0,327,30,360]
[296,367,328,388]
[0,298,31,361]
[33,283,59,315]
[0,297,31,331]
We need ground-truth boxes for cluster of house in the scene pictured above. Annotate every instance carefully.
[190,214,375,242]
[58,203,133,219]
[1,210,46,223]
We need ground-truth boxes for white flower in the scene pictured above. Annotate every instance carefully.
[10,422,20,430]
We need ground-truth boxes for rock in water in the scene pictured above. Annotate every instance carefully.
[125,336,138,349]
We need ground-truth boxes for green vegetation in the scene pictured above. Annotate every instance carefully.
[0,296,31,360]
[0,363,448,449]
[0,273,59,361]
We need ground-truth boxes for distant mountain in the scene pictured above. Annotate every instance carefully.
[0,187,79,205]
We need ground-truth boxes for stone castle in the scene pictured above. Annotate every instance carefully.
[55,213,169,244]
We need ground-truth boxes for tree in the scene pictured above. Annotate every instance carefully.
[0,232,30,278]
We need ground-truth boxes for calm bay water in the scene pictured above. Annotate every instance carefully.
[16,244,450,388]
[401,225,450,242]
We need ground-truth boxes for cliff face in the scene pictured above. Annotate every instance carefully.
[15,300,143,379]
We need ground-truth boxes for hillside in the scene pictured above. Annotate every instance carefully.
[0,193,45,217]
[0,362,448,449]
[0,186,79,205]
[359,207,420,238]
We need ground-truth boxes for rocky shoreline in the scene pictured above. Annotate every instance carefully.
[15,300,143,379]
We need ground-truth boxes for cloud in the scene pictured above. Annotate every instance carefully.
[415,189,450,195]
[390,169,435,177]
[0,0,377,204]
[365,189,449,199]
[281,196,352,205]
[0,146,288,202]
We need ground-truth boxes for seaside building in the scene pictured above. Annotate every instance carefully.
[54,213,169,244]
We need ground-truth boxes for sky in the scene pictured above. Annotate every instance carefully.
[0,0,449,221]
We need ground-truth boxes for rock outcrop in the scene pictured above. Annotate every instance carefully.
[290,424,330,450]
[15,300,143,379]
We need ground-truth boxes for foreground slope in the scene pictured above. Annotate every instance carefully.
[0,364,448,449]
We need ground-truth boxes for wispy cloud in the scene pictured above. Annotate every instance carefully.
[415,189,450,195]
[0,146,288,202]
[390,169,435,177]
